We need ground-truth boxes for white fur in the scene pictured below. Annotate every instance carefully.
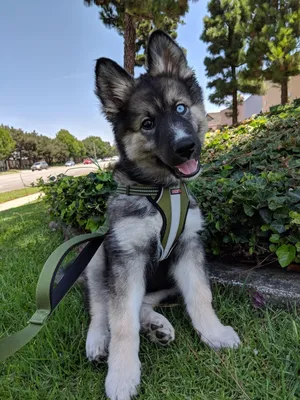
[113,215,162,252]
[86,245,110,360]
[106,253,145,400]
[172,208,241,349]
[105,215,162,400]
[172,124,189,142]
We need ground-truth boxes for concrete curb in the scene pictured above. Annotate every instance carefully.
[0,192,44,212]
[209,261,300,307]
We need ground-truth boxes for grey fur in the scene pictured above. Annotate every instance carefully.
[86,30,240,400]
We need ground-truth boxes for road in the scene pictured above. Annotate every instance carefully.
[0,162,112,193]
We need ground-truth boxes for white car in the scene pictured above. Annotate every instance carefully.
[65,160,75,167]
[31,161,49,171]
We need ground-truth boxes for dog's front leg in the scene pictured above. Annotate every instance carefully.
[171,208,241,350]
[105,244,146,400]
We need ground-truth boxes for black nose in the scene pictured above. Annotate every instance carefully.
[173,138,195,159]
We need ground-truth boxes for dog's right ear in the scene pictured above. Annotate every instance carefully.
[95,58,134,120]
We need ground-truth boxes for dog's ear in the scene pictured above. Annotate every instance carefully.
[95,57,134,119]
[147,30,192,79]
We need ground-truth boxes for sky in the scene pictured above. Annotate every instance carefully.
[0,0,221,143]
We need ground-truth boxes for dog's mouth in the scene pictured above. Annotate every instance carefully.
[174,159,200,178]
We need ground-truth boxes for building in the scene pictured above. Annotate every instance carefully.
[206,104,245,130]
[207,75,300,130]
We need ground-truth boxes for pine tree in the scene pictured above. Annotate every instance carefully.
[135,15,185,67]
[245,0,300,105]
[201,0,264,124]
[84,1,193,75]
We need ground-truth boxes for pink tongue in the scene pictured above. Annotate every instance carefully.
[176,159,198,175]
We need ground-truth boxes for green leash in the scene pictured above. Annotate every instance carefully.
[0,184,189,362]
[0,226,108,362]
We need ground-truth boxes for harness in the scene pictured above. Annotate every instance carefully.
[0,183,190,362]
[116,183,190,260]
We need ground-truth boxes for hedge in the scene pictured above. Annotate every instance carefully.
[39,171,116,232]
[190,102,300,267]
[40,102,300,268]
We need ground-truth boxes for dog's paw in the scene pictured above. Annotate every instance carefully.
[141,312,175,346]
[105,358,141,400]
[86,326,110,362]
[201,325,240,350]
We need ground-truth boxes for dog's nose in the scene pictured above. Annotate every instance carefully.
[173,138,195,159]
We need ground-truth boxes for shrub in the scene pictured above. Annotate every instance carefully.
[39,170,116,232]
[190,103,300,267]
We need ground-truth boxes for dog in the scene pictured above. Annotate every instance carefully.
[85,30,240,400]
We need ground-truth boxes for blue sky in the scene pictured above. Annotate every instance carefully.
[0,0,220,143]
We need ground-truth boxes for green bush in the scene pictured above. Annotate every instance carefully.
[39,171,116,232]
[190,103,300,267]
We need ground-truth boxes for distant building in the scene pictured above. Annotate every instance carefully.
[206,104,244,130]
[207,75,300,130]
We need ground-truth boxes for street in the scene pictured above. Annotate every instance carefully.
[0,162,111,193]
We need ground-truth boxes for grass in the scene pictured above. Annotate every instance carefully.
[0,202,299,400]
[0,169,20,175]
[0,187,40,204]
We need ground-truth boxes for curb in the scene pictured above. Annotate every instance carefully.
[0,192,44,212]
[209,261,300,308]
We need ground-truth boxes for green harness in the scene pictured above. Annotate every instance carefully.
[0,183,190,362]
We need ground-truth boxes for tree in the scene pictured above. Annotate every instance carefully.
[84,0,193,75]
[245,0,300,105]
[135,15,185,67]
[8,128,38,168]
[56,129,85,160]
[224,94,244,119]
[201,0,264,124]
[82,136,116,158]
[0,126,15,161]
[51,140,70,163]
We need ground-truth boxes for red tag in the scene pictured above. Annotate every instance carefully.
[171,188,181,195]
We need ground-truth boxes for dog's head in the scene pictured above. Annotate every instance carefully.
[95,30,207,185]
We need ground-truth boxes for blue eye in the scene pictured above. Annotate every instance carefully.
[176,104,187,114]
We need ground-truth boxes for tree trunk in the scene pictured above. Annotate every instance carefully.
[19,150,22,169]
[232,90,238,125]
[123,12,136,76]
[281,78,288,105]
[231,66,238,125]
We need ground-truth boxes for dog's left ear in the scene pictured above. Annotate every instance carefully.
[147,30,192,79]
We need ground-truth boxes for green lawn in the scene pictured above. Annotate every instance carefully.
[0,187,40,204]
[0,169,20,175]
[0,203,299,400]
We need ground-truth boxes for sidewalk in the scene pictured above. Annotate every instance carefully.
[0,192,44,212]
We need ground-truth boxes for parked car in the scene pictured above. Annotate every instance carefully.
[65,160,75,167]
[31,161,48,171]
[83,159,93,165]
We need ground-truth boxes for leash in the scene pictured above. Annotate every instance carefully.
[0,184,189,362]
